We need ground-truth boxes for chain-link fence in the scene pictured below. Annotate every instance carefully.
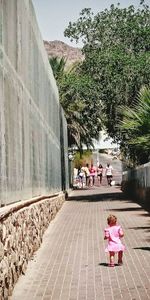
[0,0,69,206]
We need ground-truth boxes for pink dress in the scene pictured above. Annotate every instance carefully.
[104,225,125,253]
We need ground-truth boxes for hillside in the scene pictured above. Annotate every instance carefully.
[44,40,84,66]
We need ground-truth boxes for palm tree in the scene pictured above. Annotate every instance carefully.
[49,56,66,81]
[120,86,150,165]
[49,57,86,149]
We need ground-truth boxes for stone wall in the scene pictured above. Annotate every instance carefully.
[122,162,150,209]
[0,193,65,299]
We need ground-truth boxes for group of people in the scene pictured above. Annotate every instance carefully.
[77,162,113,188]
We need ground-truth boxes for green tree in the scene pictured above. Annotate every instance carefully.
[49,57,102,149]
[59,70,102,148]
[64,3,150,142]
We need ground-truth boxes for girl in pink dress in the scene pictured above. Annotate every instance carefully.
[104,215,125,267]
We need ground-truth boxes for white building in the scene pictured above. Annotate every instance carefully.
[93,130,119,150]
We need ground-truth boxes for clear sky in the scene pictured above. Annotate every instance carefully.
[32,0,147,47]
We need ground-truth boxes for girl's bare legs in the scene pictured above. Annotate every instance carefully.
[107,176,110,185]
[98,175,102,185]
[100,174,102,184]
[93,175,95,186]
[86,176,90,187]
[118,251,123,265]
[90,176,93,186]
[109,251,115,266]
[79,176,83,188]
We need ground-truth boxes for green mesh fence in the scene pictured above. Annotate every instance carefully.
[0,0,69,206]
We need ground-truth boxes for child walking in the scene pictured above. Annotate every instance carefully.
[104,215,125,267]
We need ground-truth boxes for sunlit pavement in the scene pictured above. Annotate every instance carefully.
[11,185,150,300]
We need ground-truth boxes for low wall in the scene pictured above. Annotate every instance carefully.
[0,193,65,299]
[122,162,150,209]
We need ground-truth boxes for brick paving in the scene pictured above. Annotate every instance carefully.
[11,185,150,300]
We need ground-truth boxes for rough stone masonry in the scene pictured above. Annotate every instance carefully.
[0,193,65,299]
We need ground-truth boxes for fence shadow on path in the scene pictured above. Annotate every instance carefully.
[105,206,144,212]
[128,226,150,231]
[133,246,150,251]
[106,206,150,216]
[68,187,150,214]
[68,191,125,202]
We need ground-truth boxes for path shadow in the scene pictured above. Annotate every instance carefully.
[104,207,150,218]
[99,263,120,267]
[139,212,150,217]
[105,207,143,212]
[68,189,150,213]
[133,247,150,251]
[128,226,150,231]
[99,263,108,267]
[68,192,125,202]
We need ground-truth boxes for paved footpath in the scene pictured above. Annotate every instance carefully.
[11,185,150,300]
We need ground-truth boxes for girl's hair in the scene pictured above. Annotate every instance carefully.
[107,214,117,225]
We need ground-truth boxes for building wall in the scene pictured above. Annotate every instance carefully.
[0,0,68,206]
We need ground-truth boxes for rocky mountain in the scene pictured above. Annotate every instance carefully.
[44,40,84,67]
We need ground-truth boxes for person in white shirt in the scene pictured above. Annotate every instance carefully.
[105,163,113,186]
